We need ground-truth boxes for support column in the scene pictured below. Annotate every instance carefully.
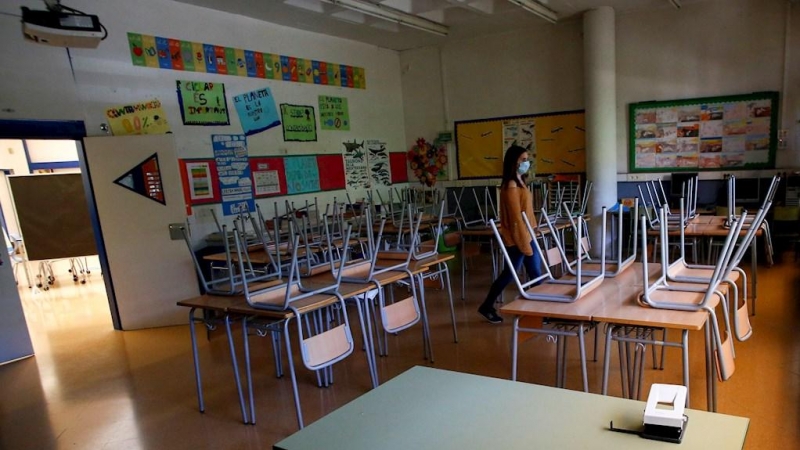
[584,6,618,255]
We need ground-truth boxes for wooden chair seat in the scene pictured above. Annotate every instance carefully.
[382,296,418,332]
[301,324,351,368]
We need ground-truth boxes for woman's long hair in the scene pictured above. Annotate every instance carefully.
[501,145,528,189]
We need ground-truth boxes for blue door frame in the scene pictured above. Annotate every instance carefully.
[0,119,122,330]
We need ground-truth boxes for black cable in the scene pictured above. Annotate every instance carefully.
[0,11,22,18]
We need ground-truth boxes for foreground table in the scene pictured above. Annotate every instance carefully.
[274,366,748,450]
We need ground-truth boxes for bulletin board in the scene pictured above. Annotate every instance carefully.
[629,92,778,172]
[178,153,352,211]
[455,110,586,179]
[9,174,97,261]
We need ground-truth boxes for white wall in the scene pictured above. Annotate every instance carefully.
[400,0,800,178]
[0,140,29,176]
[616,0,790,172]
[0,0,408,245]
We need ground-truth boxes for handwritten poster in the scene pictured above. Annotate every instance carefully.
[253,170,280,196]
[212,134,254,216]
[177,80,230,125]
[185,161,214,200]
[233,87,281,136]
[280,104,317,141]
[343,140,369,189]
[284,156,320,194]
[106,98,171,136]
[366,140,390,186]
[319,96,350,130]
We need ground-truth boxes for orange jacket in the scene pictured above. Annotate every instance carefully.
[499,183,537,256]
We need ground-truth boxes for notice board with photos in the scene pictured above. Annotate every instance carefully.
[455,110,586,179]
[629,92,779,173]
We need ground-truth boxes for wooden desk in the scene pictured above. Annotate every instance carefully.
[501,263,724,411]
[274,366,749,450]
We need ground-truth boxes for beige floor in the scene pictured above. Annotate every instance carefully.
[1,252,799,449]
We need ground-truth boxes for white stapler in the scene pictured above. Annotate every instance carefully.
[642,384,689,443]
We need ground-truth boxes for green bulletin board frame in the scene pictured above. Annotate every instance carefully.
[628,91,779,173]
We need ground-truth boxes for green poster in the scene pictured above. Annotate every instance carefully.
[280,104,317,142]
[224,48,238,76]
[128,33,145,66]
[318,95,350,131]
[180,41,195,71]
[176,80,230,125]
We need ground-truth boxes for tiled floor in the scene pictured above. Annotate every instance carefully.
[1,252,799,449]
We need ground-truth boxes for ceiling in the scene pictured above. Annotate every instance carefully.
[173,0,703,51]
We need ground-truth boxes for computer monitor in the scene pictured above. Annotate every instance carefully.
[734,177,761,204]
[671,172,697,197]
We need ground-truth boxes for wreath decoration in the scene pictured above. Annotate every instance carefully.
[407,137,447,187]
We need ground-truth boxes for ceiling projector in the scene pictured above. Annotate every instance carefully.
[21,6,104,48]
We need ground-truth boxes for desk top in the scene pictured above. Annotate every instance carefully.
[273,366,748,450]
[500,263,712,331]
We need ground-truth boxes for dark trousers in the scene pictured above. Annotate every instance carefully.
[481,241,542,310]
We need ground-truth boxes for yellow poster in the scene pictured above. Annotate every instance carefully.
[455,121,504,178]
[106,98,171,136]
[140,34,158,68]
[191,41,206,73]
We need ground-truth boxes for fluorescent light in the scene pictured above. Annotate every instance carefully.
[669,0,682,9]
[507,0,558,24]
[320,0,449,36]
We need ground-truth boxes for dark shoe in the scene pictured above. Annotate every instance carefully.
[478,306,503,324]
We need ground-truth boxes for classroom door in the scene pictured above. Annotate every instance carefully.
[83,136,198,330]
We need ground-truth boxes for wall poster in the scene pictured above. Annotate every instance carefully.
[319,95,350,130]
[233,87,281,136]
[105,98,171,136]
[185,161,214,201]
[366,140,390,186]
[343,140,369,189]
[212,134,254,215]
[249,157,287,197]
[280,104,317,142]
[284,156,320,194]
[630,92,778,172]
[176,80,230,125]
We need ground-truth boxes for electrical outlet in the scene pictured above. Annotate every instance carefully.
[628,174,644,182]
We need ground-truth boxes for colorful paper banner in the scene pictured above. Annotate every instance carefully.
[127,32,366,89]
[233,87,281,136]
[319,96,350,131]
[105,99,171,136]
[212,134,254,216]
[280,104,317,142]
[177,80,230,125]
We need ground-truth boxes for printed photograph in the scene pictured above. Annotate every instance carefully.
[677,123,699,138]
[724,103,747,121]
[723,119,747,136]
[746,117,770,136]
[636,153,656,168]
[635,110,657,124]
[656,141,677,153]
[700,120,723,138]
[635,124,658,139]
[722,135,746,153]
[678,107,701,122]
[677,137,699,153]
[635,141,657,154]
[676,154,699,167]
[748,100,772,118]
[656,154,677,168]
[699,138,723,153]
[700,105,724,121]
[656,108,678,124]
[699,154,722,168]
[656,124,677,139]
[745,135,770,151]
[722,154,745,167]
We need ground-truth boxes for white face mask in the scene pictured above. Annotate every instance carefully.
[517,160,530,175]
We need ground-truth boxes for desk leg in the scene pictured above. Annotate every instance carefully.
[511,316,520,381]
[704,317,714,412]
[601,325,615,396]
[352,296,378,389]
[224,315,250,425]
[682,329,690,409]
[416,273,434,363]
[578,323,588,393]
[242,317,256,425]
[283,318,305,429]
[442,263,458,343]
[188,308,204,414]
